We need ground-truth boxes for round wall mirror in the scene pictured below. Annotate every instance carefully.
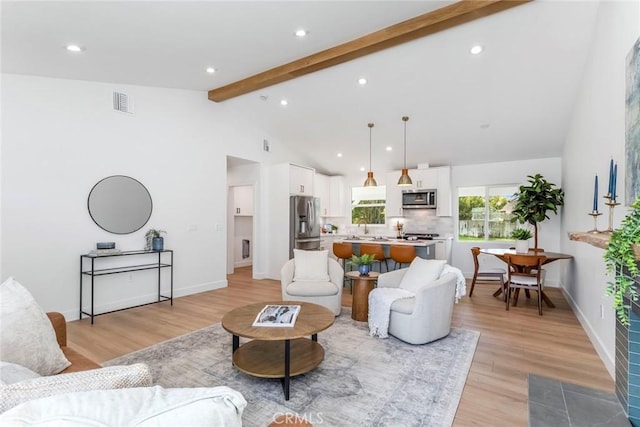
[88,175,153,234]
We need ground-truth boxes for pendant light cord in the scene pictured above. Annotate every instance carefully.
[402,116,409,168]
[368,123,374,171]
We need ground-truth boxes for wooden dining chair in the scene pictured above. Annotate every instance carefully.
[469,247,506,297]
[504,253,547,315]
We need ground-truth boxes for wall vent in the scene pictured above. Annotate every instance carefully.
[113,92,134,114]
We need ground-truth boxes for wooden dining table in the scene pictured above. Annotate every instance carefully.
[479,248,573,308]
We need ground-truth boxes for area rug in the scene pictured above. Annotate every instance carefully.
[105,308,479,427]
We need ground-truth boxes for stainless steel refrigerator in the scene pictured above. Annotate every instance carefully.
[290,195,321,258]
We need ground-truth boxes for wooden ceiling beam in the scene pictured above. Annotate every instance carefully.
[208,0,531,102]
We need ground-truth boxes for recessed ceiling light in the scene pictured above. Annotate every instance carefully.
[360,167,365,172]
[280,99,288,106]
[295,29,308,37]
[358,78,368,85]
[470,45,484,55]
[206,67,216,74]
[386,146,392,151]
[337,153,343,158]
[66,44,84,53]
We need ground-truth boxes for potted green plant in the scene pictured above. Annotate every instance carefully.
[511,228,533,253]
[510,174,565,251]
[144,229,166,251]
[604,198,640,326]
[349,253,376,276]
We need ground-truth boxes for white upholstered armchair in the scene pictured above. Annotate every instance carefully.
[375,267,457,344]
[280,250,344,316]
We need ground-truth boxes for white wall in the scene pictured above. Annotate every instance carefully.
[0,74,302,320]
[451,157,564,282]
[561,1,640,377]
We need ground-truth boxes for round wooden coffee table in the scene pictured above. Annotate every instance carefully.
[221,301,334,400]
[346,271,380,321]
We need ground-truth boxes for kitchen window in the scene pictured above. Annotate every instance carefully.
[458,185,518,241]
[351,186,386,225]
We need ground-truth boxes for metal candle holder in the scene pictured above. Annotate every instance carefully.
[603,194,620,232]
[587,211,602,233]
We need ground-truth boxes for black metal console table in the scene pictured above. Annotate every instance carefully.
[80,250,173,324]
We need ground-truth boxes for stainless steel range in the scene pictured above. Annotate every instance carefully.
[402,233,440,241]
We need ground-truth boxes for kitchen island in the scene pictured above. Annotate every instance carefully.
[336,237,437,271]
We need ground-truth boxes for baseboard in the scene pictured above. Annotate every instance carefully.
[63,279,228,322]
[253,271,268,279]
[234,260,252,268]
[560,285,615,378]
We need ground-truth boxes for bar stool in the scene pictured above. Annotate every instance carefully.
[389,245,416,270]
[333,242,353,289]
[359,243,389,273]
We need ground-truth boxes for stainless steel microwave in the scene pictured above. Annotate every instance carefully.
[402,189,437,209]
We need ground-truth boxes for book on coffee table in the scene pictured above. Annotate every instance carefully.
[252,304,301,327]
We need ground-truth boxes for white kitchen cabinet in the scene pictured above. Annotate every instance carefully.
[385,171,404,218]
[436,166,452,217]
[433,237,452,263]
[233,185,253,216]
[320,235,338,260]
[290,164,314,195]
[412,168,438,190]
[328,176,345,217]
[314,173,330,215]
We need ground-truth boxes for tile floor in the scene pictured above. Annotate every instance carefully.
[528,374,631,427]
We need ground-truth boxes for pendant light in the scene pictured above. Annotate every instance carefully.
[364,123,377,187]
[397,116,413,186]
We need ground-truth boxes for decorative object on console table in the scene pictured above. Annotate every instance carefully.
[604,197,640,326]
[144,229,166,251]
[511,228,532,254]
[510,174,564,252]
[96,242,115,250]
[349,253,375,276]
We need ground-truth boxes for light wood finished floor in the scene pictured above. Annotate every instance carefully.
[67,267,614,426]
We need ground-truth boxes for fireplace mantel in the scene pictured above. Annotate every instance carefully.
[568,231,640,259]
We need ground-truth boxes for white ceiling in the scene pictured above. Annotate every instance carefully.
[1,1,600,176]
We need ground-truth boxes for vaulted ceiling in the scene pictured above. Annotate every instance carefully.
[2,1,600,175]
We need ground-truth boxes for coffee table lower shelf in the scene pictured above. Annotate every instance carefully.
[232,337,324,400]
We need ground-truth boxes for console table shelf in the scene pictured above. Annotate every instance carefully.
[80,250,173,324]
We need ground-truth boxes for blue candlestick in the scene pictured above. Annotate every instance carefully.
[593,175,598,212]
[608,158,614,195]
[612,163,617,202]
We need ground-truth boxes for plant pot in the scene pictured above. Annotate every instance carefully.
[515,239,529,254]
[152,237,164,251]
[358,264,371,276]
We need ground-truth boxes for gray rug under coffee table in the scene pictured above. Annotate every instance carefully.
[105,308,479,427]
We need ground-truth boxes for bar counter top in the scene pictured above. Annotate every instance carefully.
[337,237,437,247]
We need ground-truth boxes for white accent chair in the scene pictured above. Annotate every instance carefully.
[280,257,344,316]
[376,268,457,344]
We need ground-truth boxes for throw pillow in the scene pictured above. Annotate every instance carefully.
[293,249,330,282]
[0,385,247,426]
[398,258,447,293]
[0,363,152,413]
[0,362,40,385]
[0,277,71,376]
